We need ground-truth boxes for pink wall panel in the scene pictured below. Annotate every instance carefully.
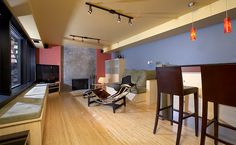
[36,46,62,81]
[96,49,111,82]
[36,46,61,65]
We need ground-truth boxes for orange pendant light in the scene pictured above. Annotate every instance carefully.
[188,2,196,41]
[224,17,232,33]
[190,27,197,41]
[224,0,232,33]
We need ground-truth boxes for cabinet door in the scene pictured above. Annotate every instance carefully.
[105,59,125,82]
[105,60,110,74]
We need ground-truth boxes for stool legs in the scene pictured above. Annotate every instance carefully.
[214,103,219,145]
[154,93,198,145]
[153,92,161,134]
[170,94,174,125]
[200,99,208,145]
[176,96,184,145]
[194,92,199,137]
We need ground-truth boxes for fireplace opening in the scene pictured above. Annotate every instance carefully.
[72,78,89,90]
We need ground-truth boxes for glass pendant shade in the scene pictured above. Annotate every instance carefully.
[190,27,197,41]
[224,17,232,33]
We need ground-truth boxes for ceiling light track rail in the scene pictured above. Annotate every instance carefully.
[70,34,101,43]
[85,2,134,25]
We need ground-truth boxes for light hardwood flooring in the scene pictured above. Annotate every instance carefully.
[43,92,227,145]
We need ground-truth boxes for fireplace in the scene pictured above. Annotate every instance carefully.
[72,78,89,90]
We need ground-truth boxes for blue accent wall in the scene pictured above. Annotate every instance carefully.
[120,20,236,70]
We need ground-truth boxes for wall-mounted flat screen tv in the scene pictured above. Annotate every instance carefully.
[36,64,59,83]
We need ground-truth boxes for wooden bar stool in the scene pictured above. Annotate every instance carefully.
[153,66,199,145]
[201,64,236,145]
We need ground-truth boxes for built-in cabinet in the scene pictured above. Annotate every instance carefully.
[105,59,125,83]
[48,82,60,93]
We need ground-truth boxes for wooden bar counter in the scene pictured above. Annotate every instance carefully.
[160,63,236,127]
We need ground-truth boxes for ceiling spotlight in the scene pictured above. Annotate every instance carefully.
[117,15,121,23]
[188,1,196,7]
[128,18,133,26]
[88,5,92,14]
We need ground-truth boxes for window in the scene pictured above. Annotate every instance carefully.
[11,26,22,88]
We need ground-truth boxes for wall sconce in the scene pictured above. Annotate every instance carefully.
[85,2,134,25]
[147,60,153,65]
[70,34,100,43]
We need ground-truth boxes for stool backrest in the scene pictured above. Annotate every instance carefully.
[201,64,236,107]
[156,66,183,96]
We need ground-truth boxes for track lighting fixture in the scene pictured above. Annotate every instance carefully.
[70,34,101,43]
[85,2,134,25]
[188,1,195,8]
[88,5,92,14]
[117,15,121,23]
[128,18,133,26]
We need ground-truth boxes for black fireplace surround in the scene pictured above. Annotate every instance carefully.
[72,79,89,90]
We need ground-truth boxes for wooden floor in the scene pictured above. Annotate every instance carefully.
[43,92,226,145]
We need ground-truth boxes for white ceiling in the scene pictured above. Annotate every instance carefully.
[4,0,218,49]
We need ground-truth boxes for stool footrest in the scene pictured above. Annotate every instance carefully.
[207,119,214,127]
[182,113,195,120]
[159,105,172,111]
[158,108,196,121]
[218,122,236,131]
[156,114,179,124]
[173,109,196,119]
[206,133,234,145]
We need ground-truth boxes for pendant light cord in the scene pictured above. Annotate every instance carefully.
[192,11,194,27]
[226,0,228,17]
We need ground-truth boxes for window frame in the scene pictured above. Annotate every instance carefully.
[10,24,23,89]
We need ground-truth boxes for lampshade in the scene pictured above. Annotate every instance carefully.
[98,77,107,84]
[224,17,232,33]
[190,27,197,41]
